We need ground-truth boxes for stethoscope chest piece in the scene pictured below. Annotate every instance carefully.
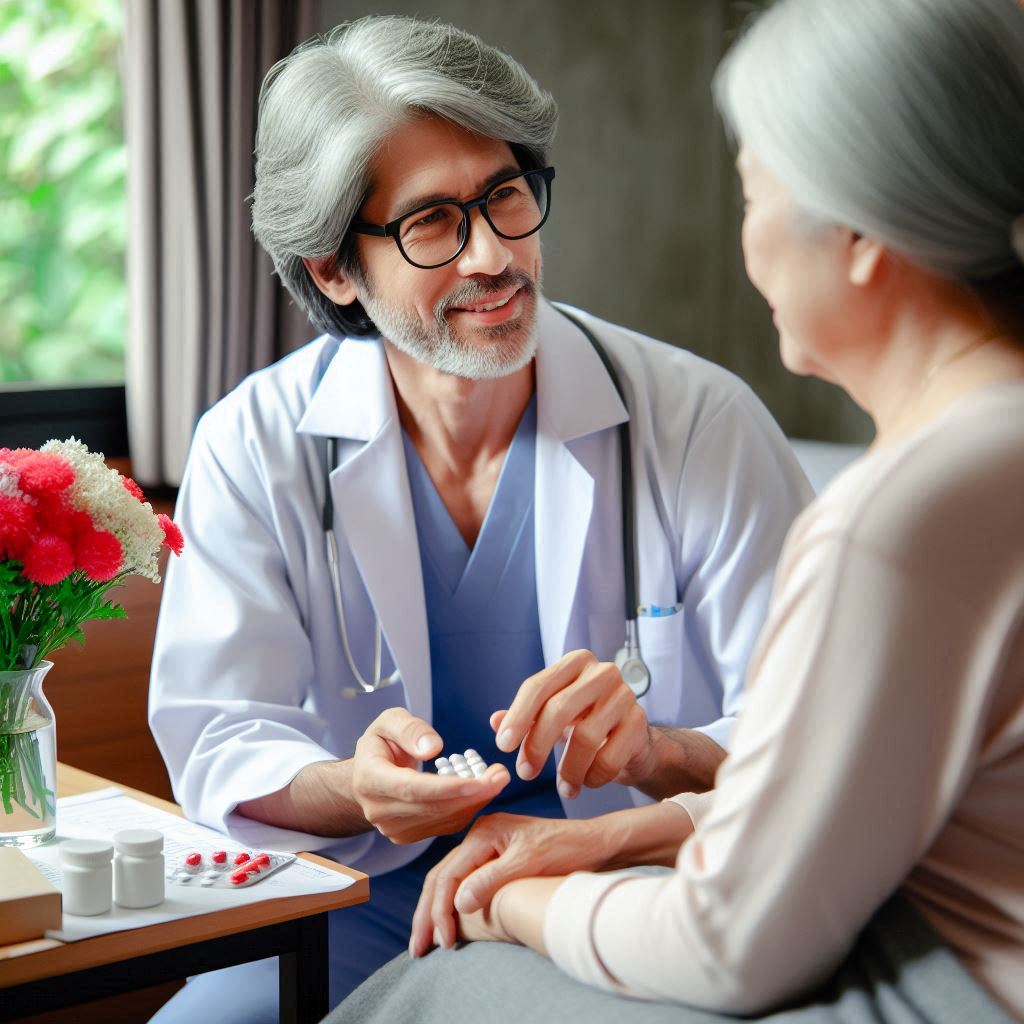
[615,648,652,698]
[341,670,401,700]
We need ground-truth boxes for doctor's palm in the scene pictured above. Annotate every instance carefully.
[352,707,511,844]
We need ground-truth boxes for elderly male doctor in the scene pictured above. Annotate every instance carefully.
[148,16,811,1019]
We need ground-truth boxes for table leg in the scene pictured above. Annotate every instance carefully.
[279,911,330,1024]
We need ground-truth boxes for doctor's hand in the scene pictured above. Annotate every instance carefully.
[351,708,510,845]
[409,812,605,956]
[493,649,655,799]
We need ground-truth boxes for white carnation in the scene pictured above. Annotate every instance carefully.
[41,438,165,582]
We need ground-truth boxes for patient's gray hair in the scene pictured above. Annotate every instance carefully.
[252,16,558,337]
[715,0,1024,337]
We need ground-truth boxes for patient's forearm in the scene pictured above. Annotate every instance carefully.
[596,799,695,869]
[493,876,564,955]
[236,759,371,838]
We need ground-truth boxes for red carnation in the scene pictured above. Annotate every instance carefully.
[21,535,75,585]
[122,476,145,502]
[6,450,75,497]
[157,513,184,556]
[75,528,123,582]
[68,509,94,539]
[34,496,91,542]
[0,495,37,558]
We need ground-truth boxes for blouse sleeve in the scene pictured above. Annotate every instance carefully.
[544,531,990,1014]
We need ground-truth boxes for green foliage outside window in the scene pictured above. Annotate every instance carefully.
[0,0,125,384]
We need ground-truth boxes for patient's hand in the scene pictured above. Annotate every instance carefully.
[409,801,695,956]
[409,813,607,956]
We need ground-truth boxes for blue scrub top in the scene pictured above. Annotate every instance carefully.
[403,395,564,820]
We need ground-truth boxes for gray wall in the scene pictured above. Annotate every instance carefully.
[319,0,873,443]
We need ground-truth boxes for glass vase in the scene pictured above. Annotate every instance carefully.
[0,661,57,848]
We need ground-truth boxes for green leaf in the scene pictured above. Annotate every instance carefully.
[81,598,128,622]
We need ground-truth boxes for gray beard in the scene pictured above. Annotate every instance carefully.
[360,270,540,381]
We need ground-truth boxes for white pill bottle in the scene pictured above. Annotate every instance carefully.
[60,839,114,916]
[113,828,165,908]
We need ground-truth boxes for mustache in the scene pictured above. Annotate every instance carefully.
[435,271,536,320]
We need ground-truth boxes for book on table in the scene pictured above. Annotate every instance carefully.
[0,847,62,946]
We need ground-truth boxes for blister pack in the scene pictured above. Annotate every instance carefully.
[165,849,295,889]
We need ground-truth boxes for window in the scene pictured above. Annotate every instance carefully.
[0,0,127,452]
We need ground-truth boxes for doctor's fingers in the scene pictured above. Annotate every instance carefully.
[497,651,608,760]
[559,700,650,794]
[365,706,443,761]
[513,661,631,780]
[369,773,510,845]
[357,752,509,807]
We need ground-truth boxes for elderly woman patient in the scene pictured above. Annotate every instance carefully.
[328,0,1024,1021]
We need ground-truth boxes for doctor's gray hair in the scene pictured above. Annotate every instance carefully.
[251,16,558,338]
[714,0,1024,338]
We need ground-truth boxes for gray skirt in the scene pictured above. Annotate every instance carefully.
[326,894,1016,1024]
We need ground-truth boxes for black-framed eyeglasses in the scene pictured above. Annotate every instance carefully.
[349,166,555,270]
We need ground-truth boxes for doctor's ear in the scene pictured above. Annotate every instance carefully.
[303,255,359,307]
[848,232,887,287]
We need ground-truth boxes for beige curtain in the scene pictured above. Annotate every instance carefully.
[123,0,319,487]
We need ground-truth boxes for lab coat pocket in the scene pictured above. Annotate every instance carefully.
[635,612,686,727]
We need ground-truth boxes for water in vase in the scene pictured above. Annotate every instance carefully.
[0,710,57,848]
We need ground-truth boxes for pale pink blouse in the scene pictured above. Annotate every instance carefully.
[545,384,1024,1020]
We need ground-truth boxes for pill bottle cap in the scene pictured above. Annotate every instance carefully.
[60,839,114,868]
[113,828,164,856]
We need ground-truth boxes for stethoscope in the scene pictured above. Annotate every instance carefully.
[323,450,403,698]
[321,307,653,699]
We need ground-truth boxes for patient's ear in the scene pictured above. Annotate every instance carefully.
[303,256,358,306]
[848,234,886,287]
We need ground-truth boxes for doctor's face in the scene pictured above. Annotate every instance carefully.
[350,117,543,380]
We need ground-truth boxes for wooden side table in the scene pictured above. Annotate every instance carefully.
[0,764,369,1024]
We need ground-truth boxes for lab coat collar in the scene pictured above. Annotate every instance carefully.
[295,335,391,441]
[534,300,628,666]
[535,300,629,441]
[294,300,630,442]
[296,335,431,720]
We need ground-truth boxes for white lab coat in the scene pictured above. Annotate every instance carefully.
[149,300,812,875]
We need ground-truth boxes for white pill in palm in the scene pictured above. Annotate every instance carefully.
[435,748,489,776]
